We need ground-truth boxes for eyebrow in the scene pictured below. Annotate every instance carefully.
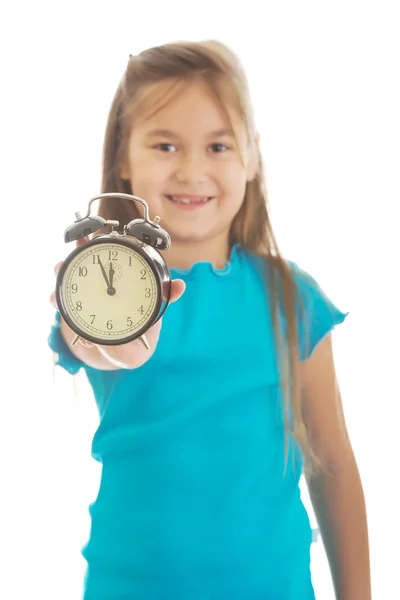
[144,128,235,139]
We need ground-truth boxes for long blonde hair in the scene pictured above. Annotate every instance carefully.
[97,40,316,472]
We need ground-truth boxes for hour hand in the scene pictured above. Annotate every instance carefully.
[108,263,116,296]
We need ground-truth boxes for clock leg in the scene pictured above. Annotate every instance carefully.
[139,335,150,350]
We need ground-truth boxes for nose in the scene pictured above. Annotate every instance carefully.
[175,151,208,185]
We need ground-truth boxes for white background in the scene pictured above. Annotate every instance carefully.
[1,1,399,598]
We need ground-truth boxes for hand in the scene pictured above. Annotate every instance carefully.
[108,262,116,296]
[96,278,185,368]
[51,265,186,363]
[50,237,186,366]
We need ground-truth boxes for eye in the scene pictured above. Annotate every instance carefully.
[154,143,177,153]
[209,143,229,153]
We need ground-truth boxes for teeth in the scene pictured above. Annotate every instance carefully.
[168,195,210,204]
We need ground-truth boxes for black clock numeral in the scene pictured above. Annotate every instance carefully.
[90,314,96,325]
[138,305,144,315]
[92,255,100,264]
[72,283,78,294]
[108,250,118,261]
[76,301,83,311]
[140,269,147,279]
[106,319,113,330]
[128,257,132,266]
[145,287,151,298]
[127,316,133,327]
[78,267,88,277]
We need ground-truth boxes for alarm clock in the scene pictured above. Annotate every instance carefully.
[56,193,171,348]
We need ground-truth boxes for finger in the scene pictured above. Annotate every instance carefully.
[169,279,186,303]
[50,291,58,309]
[79,338,94,348]
[76,236,88,247]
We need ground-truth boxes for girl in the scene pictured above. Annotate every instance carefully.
[49,40,371,599]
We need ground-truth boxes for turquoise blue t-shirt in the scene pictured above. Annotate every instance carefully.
[49,246,348,599]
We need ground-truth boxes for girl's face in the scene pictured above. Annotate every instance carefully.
[120,80,256,246]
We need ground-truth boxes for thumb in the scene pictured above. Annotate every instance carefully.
[169,279,186,303]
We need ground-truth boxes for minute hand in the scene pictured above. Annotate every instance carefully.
[98,257,110,288]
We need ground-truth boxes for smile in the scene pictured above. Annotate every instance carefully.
[164,194,214,210]
[165,194,213,204]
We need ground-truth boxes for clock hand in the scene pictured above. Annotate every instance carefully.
[108,263,116,296]
[98,257,110,288]
[109,263,114,288]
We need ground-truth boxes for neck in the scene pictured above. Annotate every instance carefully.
[162,234,232,271]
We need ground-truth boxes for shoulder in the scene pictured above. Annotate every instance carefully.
[241,251,324,298]
[287,260,328,303]
[242,252,349,359]
[286,259,349,359]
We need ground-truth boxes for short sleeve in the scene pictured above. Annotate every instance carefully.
[48,311,84,374]
[289,262,349,360]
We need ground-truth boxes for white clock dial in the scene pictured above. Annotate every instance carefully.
[59,242,159,342]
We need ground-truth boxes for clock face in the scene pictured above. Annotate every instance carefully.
[57,240,160,343]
